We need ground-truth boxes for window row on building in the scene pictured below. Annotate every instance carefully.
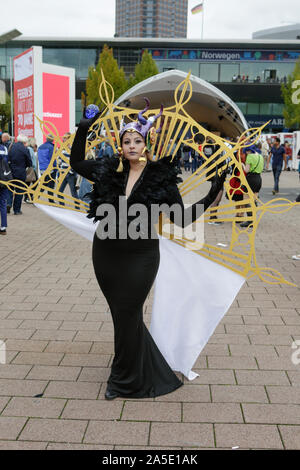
[236,102,284,116]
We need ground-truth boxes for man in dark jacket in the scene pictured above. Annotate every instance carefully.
[37,134,57,203]
[7,135,32,215]
[267,137,286,195]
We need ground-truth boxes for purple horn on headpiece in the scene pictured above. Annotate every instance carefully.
[154,104,164,122]
[152,105,164,133]
[138,97,150,125]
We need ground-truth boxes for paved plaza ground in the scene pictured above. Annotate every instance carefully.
[0,170,299,450]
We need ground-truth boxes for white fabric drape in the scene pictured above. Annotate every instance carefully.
[35,203,245,380]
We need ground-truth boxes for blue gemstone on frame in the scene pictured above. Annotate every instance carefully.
[85,104,100,119]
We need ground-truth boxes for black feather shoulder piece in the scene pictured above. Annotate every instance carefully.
[86,154,183,221]
[86,155,126,220]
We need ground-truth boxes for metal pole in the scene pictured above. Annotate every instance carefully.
[9,56,14,138]
[201,3,204,40]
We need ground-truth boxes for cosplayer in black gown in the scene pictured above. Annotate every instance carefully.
[70,112,226,399]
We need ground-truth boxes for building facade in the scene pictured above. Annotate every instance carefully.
[115,0,188,38]
[0,36,299,130]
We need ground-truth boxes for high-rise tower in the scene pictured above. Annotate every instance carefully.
[115,0,188,38]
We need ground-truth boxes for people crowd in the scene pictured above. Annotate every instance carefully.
[0,129,299,237]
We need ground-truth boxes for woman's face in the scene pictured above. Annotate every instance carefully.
[122,131,145,161]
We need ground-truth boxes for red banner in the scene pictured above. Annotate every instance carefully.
[13,48,34,138]
[43,73,70,140]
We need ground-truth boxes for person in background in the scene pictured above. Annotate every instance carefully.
[284,141,292,171]
[295,149,300,203]
[78,148,96,204]
[7,134,32,215]
[267,137,286,195]
[1,133,11,150]
[58,132,79,206]
[175,143,182,172]
[240,145,264,228]
[182,145,191,171]
[261,138,270,171]
[0,141,9,233]
[204,140,224,225]
[97,140,114,158]
[24,137,38,204]
[37,134,57,203]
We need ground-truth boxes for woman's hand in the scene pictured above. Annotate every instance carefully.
[78,107,102,131]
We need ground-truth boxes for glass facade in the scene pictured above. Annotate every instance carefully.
[236,102,284,115]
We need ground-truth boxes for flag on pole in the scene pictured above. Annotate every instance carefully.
[191,2,203,14]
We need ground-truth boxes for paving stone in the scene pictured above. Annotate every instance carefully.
[256,356,299,371]
[19,418,88,443]
[59,321,102,331]
[243,316,284,325]
[89,342,115,355]
[27,365,81,381]
[2,397,66,419]
[30,330,76,341]
[207,356,258,370]
[0,441,47,450]
[44,341,92,354]
[242,403,300,424]
[0,397,11,413]
[0,417,28,440]
[77,367,110,383]
[235,370,290,386]
[184,369,236,385]
[43,380,100,399]
[225,324,269,335]
[84,421,150,446]
[154,384,211,403]
[215,423,283,449]
[122,401,181,422]
[0,365,33,380]
[249,335,293,345]
[183,403,243,423]
[18,320,62,330]
[211,385,269,403]
[0,329,35,340]
[229,344,278,358]
[47,443,113,450]
[61,399,122,420]
[150,423,214,447]
[4,340,49,352]
[7,311,49,320]
[208,334,251,345]
[278,425,300,450]
[12,352,64,366]
[0,379,48,397]
[286,371,300,385]
[60,353,111,367]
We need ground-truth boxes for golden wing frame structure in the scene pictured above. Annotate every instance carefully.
[2,71,299,287]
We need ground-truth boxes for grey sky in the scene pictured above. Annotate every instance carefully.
[3,0,300,40]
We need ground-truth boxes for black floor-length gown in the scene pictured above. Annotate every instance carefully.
[70,123,225,398]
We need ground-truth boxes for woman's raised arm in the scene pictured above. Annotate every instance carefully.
[70,111,101,181]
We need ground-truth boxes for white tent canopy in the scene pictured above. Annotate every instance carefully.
[115,70,249,138]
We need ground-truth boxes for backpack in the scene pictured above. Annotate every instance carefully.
[0,156,12,189]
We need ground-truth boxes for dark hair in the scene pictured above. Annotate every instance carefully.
[275,137,281,143]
